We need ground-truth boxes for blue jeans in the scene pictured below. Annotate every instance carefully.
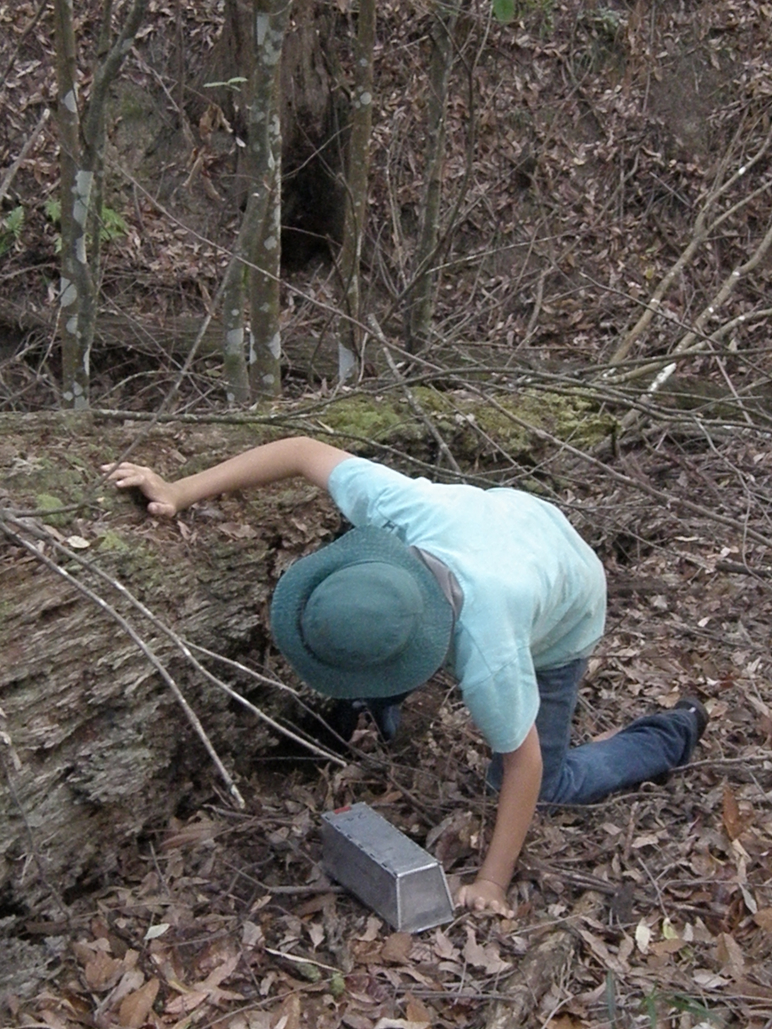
[487,659,702,805]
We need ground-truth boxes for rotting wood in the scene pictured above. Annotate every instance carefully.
[485,890,605,1029]
[0,413,342,915]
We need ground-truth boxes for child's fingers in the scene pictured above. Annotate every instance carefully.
[147,501,176,518]
[101,461,143,478]
[100,463,152,488]
[457,884,514,919]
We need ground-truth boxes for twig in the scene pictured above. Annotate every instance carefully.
[453,381,772,550]
[716,560,772,579]
[609,125,772,365]
[0,108,51,205]
[0,0,49,92]
[264,947,343,974]
[617,205,772,415]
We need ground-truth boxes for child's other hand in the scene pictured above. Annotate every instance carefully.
[457,878,514,918]
[101,462,179,518]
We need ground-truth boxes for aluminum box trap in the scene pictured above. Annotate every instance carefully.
[321,802,454,933]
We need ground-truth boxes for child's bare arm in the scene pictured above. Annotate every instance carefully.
[457,724,542,917]
[102,436,353,517]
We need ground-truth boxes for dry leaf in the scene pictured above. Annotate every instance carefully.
[753,907,772,930]
[164,953,243,1015]
[649,938,687,957]
[578,928,628,973]
[242,921,263,948]
[38,1011,69,1029]
[462,926,511,974]
[373,1021,430,1029]
[381,932,413,964]
[163,816,218,849]
[630,833,660,849]
[84,950,125,991]
[165,989,209,1017]
[716,932,745,975]
[118,977,159,1028]
[109,967,145,1008]
[143,923,169,941]
[722,785,743,840]
[634,921,651,954]
[275,992,301,1029]
[432,928,459,961]
[692,970,731,989]
[356,915,383,941]
[218,521,257,539]
[405,993,433,1023]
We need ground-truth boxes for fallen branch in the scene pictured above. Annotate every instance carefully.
[485,891,605,1029]
[609,125,772,366]
[0,108,51,206]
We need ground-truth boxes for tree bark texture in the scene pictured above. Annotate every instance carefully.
[407,1,460,350]
[247,0,291,398]
[0,414,340,915]
[221,231,253,406]
[337,0,375,379]
[52,0,148,409]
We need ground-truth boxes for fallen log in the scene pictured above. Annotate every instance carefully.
[0,413,342,925]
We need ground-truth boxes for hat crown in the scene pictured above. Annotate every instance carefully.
[301,562,424,669]
[270,525,454,699]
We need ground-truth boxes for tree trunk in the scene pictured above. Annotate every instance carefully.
[406,1,460,351]
[53,0,90,409]
[247,0,291,399]
[0,413,340,916]
[52,0,148,409]
[221,228,252,406]
[337,0,375,380]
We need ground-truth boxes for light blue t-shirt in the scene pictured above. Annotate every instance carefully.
[327,458,606,753]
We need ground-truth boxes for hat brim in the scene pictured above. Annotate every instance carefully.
[270,526,454,699]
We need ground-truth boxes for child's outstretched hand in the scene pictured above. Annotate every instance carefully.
[457,878,514,919]
[101,462,179,518]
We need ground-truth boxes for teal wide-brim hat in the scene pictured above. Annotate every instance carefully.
[270,526,454,699]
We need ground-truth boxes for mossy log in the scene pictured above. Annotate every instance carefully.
[0,413,344,927]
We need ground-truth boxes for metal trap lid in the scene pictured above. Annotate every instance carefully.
[321,802,454,933]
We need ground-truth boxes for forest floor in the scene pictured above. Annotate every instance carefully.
[4,417,772,1029]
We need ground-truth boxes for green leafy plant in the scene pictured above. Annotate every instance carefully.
[99,206,128,243]
[44,198,127,252]
[493,0,516,23]
[0,205,24,257]
[642,989,723,1028]
[493,0,555,31]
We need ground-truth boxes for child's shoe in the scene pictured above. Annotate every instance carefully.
[674,697,709,740]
